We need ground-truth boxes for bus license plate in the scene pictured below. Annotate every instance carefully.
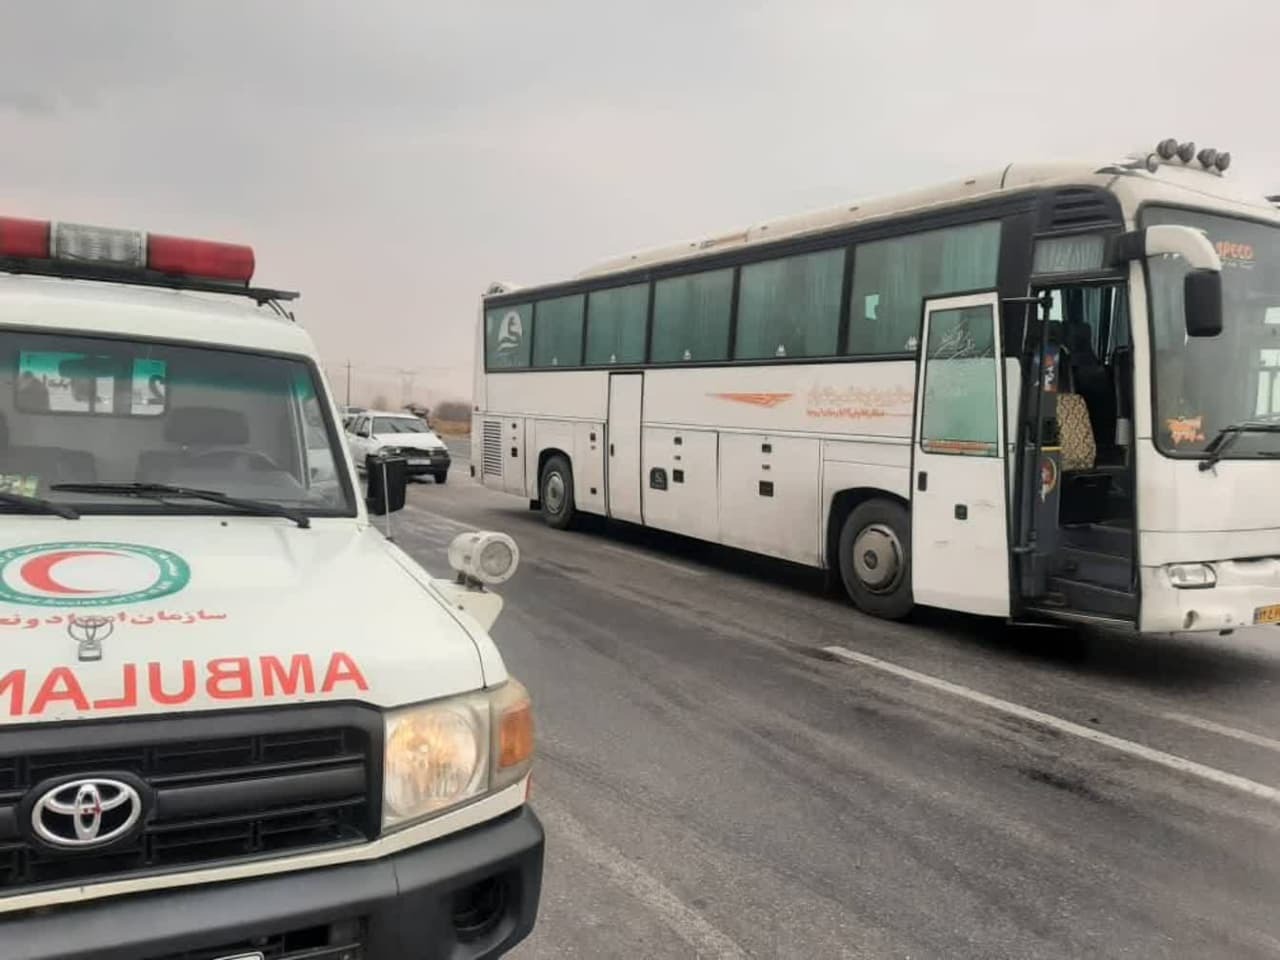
[1253,604,1280,625]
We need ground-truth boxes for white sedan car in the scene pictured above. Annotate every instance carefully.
[347,410,452,483]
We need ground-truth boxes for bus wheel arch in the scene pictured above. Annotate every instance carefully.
[830,491,914,620]
[537,450,576,530]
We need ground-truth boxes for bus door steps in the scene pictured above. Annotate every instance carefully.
[1056,545,1134,592]
[1045,575,1138,620]
[1060,522,1133,559]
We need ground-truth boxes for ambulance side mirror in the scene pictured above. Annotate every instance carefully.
[365,454,408,515]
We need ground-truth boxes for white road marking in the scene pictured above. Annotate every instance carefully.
[592,541,707,578]
[1162,712,1280,755]
[535,793,749,960]
[820,645,1280,806]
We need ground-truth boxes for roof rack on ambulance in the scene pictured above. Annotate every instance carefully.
[0,216,298,308]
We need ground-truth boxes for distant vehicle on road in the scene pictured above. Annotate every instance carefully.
[347,409,452,482]
[472,141,1280,637]
[341,404,365,431]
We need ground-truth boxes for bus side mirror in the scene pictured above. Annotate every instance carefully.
[1184,269,1223,338]
[366,454,408,515]
[1110,226,1224,339]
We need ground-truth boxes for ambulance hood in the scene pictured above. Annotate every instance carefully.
[0,516,487,724]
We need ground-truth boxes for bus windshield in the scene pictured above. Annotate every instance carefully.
[1145,206,1280,457]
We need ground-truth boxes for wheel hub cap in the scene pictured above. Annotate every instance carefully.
[545,473,565,513]
[852,523,902,593]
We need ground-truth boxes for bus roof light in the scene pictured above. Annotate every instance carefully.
[1177,141,1196,163]
[0,216,51,259]
[1156,138,1179,160]
[1197,148,1219,170]
[1215,152,1232,172]
[148,234,255,283]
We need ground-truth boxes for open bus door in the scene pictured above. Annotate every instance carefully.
[911,292,1012,616]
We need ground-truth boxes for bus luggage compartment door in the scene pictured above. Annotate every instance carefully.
[911,293,1011,616]
[607,373,644,523]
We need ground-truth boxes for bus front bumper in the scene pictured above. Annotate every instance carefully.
[1141,559,1280,633]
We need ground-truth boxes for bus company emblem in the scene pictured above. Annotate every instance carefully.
[497,311,524,355]
[1039,457,1059,502]
[709,392,793,408]
[1166,416,1206,446]
[0,542,191,608]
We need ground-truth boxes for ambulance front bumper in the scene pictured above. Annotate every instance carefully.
[0,805,543,960]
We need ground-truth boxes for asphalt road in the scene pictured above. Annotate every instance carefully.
[395,450,1280,960]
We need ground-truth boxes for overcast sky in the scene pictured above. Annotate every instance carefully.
[3,0,1278,405]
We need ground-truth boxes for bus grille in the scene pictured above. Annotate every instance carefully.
[0,709,377,896]
[482,421,503,477]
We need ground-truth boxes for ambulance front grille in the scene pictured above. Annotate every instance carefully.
[0,708,379,896]
[482,420,503,477]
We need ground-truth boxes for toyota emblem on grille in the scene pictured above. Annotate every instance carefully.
[30,777,143,849]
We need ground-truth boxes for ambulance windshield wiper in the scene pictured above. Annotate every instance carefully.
[51,482,310,528]
[0,490,80,519]
[1198,420,1280,472]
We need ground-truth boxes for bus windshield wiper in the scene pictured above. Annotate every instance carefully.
[0,490,79,519]
[51,482,310,528]
[1198,420,1280,472]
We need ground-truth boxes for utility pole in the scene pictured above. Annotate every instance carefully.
[344,360,352,408]
[398,368,418,408]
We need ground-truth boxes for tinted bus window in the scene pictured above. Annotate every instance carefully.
[848,221,1001,356]
[651,269,733,363]
[532,295,585,368]
[735,249,844,360]
[485,304,532,369]
[586,284,647,365]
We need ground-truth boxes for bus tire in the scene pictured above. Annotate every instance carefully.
[539,454,576,530]
[838,499,913,620]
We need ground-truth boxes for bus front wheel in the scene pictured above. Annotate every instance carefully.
[838,499,914,620]
[539,454,576,530]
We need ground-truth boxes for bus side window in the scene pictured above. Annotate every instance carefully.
[651,270,733,363]
[847,221,1001,356]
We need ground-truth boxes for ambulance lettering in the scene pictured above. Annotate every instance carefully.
[0,652,367,718]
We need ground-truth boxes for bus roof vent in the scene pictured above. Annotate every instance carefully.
[1042,187,1122,232]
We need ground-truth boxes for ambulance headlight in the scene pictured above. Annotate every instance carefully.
[448,531,520,586]
[382,679,533,830]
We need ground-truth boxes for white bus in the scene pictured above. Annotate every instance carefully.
[472,142,1280,636]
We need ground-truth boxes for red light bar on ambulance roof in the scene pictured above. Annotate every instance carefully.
[148,234,254,283]
[0,216,51,260]
[0,215,255,284]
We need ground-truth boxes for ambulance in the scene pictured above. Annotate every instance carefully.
[0,215,542,959]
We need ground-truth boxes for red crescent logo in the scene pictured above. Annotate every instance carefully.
[18,550,124,595]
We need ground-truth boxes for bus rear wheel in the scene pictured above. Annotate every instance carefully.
[838,499,913,620]
[539,454,576,530]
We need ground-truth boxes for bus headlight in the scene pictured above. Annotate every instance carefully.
[1167,563,1216,589]
[382,679,533,831]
